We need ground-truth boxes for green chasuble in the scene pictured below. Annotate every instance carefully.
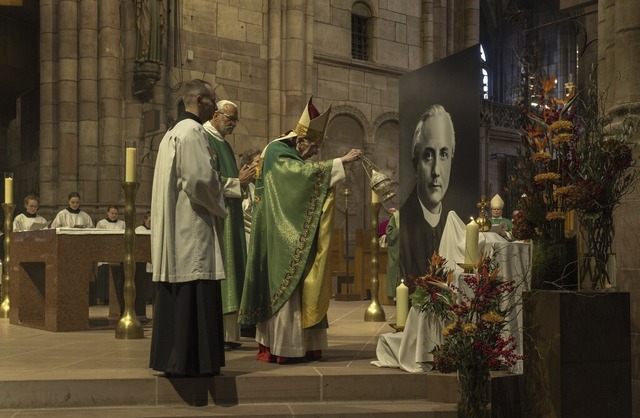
[207,133,247,314]
[385,210,400,298]
[239,139,335,327]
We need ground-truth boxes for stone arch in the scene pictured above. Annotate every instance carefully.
[328,105,372,141]
[371,113,400,208]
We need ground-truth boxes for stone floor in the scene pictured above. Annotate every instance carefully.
[0,300,461,417]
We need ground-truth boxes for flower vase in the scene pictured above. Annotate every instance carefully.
[578,253,616,290]
[531,236,577,290]
[458,366,490,418]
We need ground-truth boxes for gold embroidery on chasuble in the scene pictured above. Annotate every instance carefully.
[267,164,327,311]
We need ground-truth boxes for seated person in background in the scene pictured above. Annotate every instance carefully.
[136,211,151,233]
[13,194,48,232]
[490,194,513,240]
[50,192,94,228]
[96,205,125,230]
[95,205,125,305]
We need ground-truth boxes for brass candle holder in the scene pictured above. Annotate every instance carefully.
[364,200,386,322]
[1,203,14,318]
[115,181,144,339]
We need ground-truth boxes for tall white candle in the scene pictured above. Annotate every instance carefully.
[395,279,409,329]
[465,217,479,265]
[4,177,13,204]
[125,147,137,182]
[372,190,379,204]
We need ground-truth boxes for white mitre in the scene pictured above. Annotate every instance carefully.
[490,194,504,210]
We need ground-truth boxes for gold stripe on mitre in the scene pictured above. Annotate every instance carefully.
[295,123,324,143]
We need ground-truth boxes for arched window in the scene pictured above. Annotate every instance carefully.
[351,2,371,61]
[480,44,489,100]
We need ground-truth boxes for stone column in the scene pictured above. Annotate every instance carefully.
[422,0,434,65]
[39,0,57,207]
[463,0,480,49]
[598,1,640,414]
[97,0,123,205]
[78,0,99,205]
[57,0,79,201]
[268,0,283,139]
[283,0,308,129]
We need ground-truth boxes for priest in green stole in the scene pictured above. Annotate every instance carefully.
[204,100,258,350]
[239,97,362,363]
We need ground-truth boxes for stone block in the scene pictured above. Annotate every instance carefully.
[349,84,366,103]
[240,101,268,122]
[246,23,263,44]
[216,59,242,82]
[318,63,349,82]
[238,8,262,26]
[395,23,407,43]
[349,68,364,85]
[318,79,349,101]
[376,19,396,41]
[364,72,388,90]
[314,0,331,23]
[375,39,408,69]
[311,23,350,57]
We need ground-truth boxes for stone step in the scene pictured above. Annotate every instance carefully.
[1,400,458,417]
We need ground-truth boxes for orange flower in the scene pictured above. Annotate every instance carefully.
[541,75,556,93]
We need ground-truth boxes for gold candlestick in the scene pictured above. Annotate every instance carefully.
[116,182,144,339]
[1,203,15,318]
[476,194,491,232]
[364,201,386,322]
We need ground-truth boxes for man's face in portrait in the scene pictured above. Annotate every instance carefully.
[414,113,455,212]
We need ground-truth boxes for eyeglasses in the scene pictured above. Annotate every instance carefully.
[218,111,239,123]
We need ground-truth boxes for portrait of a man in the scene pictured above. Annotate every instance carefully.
[398,45,481,281]
[400,104,455,279]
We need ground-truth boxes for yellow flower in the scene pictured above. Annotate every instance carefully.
[482,311,504,323]
[531,152,552,162]
[546,211,566,221]
[534,172,561,183]
[551,133,572,145]
[443,322,457,336]
[462,323,477,334]
[549,120,573,133]
[553,186,574,197]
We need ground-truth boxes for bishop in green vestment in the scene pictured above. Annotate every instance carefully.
[239,97,362,363]
[204,100,258,346]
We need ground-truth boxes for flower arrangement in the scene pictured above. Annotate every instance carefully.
[409,252,456,320]
[430,255,523,374]
[510,74,580,289]
[564,72,638,289]
[511,75,579,243]
[414,253,524,417]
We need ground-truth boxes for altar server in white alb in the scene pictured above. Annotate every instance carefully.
[95,206,126,304]
[13,194,48,232]
[50,192,94,228]
[149,79,228,377]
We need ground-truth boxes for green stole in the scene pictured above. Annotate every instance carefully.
[239,140,335,327]
[207,133,247,314]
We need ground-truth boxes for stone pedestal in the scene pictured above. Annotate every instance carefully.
[523,291,631,418]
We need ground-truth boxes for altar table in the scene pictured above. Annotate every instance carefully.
[9,228,151,332]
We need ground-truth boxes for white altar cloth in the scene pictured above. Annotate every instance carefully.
[372,211,531,373]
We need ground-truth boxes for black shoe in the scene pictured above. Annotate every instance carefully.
[224,341,242,351]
